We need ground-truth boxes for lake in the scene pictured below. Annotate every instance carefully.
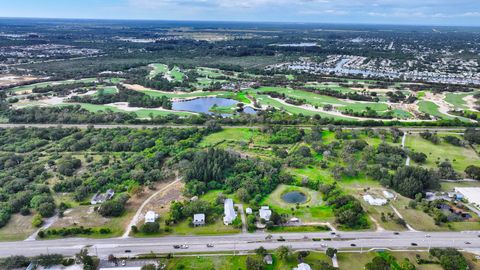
[172,97,257,115]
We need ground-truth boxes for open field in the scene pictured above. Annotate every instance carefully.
[405,133,480,172]
[260,185,334,223]
[0,214,36,241]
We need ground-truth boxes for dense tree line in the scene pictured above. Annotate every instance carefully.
[184,148,292,205]
[0,126,207,229]
[319,184,369,229]
[69,85,172,109]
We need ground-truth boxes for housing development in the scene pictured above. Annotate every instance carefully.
[0,16,479,270]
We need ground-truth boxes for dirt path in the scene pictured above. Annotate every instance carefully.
[25,213,59,241]
[390,205,416,232]
[235,204,247,233]
[121,176,182,238]
[401,133,411,166]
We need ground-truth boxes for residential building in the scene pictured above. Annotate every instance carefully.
[193,213,206,226]
[223,198,237,225]
[144,211,159,223]
[259,206,272,221]
[293,263,312,270]
[264,254,273,265]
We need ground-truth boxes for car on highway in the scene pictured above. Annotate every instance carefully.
[125,250,131,253]
[394,232,400,235]
[320,244,328,247]
[411,243,418,246]
[465,242,471,245]
[207,243,214,248]
[350,243,356,247]
[180,244,189,249]
[173,245,181,249]
[425,234,431,238]
[121,260,126,266]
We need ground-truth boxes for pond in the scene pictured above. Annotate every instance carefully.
[281,191,307,204]
[172,97,257,116]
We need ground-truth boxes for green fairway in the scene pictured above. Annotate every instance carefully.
[255,95,352,120]
[148,63,169,79]
[95,86,118,96]
[444,92,473,110]
[8,78,97,93]
[418,101,455,120]
[199,128,255,147]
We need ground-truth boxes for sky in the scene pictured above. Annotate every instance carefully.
[0,0,480,26]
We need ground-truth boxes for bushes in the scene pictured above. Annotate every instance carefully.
[430,248,468,270]
[57,156,82,176]
[141,222,160,234]
[40,226,111,237]
[98,194,130,217]
[390,166,439,198]
[268,127,304,144]
[32,214,43,228]
[465,165,480,180]
[321,184,368,229]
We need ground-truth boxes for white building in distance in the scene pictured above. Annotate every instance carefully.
[259,206,272,221]
[223,198,237,225]
[363,195,387,206]
[193,213,205,226]
[293,263,312,270]
[144,211,159,223]
[455,187,480,206]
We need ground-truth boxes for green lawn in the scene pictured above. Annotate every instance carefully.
[8,78,97,93]
[166,255,247,270]
[260,185,334,223]
[95,86,118,96]
[338,251,444,270]
[199,128,255,147]
[0,214,36,241]
[255,95,351,120]
[444,92,471,110]
[417,101,461,120]
[165,252,332,270]
[405,133,480,172]
[148,63,169,79]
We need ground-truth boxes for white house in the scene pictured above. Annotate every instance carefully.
[246,208,253,215]
[193,213,205,226]
[293,263,312,270]
[144,211,159,223]
[259,206,272,221]
[363,195,387,206]
[223,198,237,225]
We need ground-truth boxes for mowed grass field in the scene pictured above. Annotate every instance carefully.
[338,252,445,270]
[165,252,332,270]
[148,63,169,79]
[405,133,480,172]
[0,214,36,241]
[444,92,472,110]
[260,184,335,223]
[8,78,98,93]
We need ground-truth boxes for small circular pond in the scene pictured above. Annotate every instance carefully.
[281,191,307,204]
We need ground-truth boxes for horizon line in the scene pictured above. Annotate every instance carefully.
[0,16,479,28]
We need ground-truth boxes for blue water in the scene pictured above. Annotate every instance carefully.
[172,97,257,115]
[281,191,307,204]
